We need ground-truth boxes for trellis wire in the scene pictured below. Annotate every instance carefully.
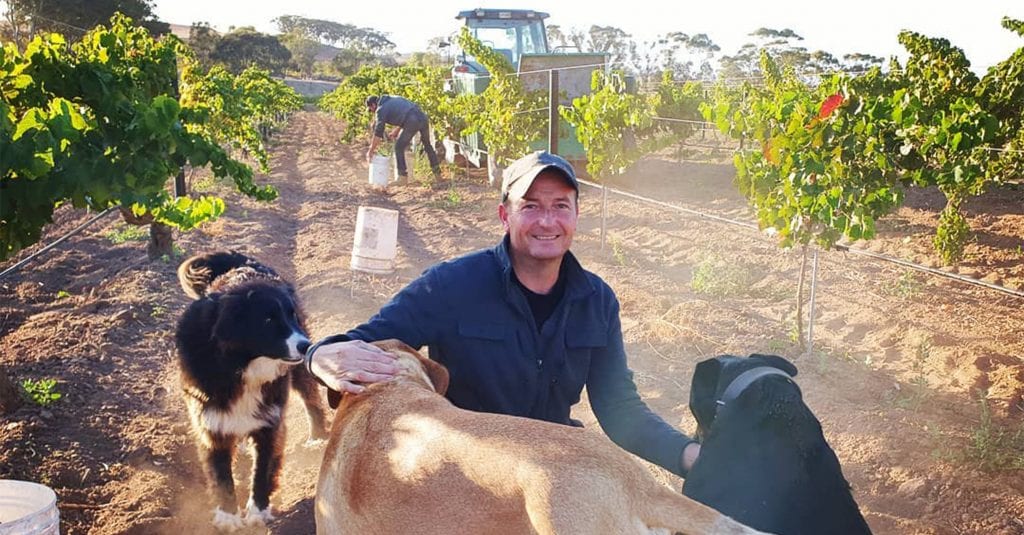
[578,179,1024,300]
[576,177,1024,353]
[0,208,118,281]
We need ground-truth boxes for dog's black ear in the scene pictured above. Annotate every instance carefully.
[210,294,244,345]
[749,353,798,377]
[690,358,724,430]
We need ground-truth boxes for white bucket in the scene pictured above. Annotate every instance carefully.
[351,206,399,274]
[443,139,460,164]
[368,154,389,188]
[0,480,59,535]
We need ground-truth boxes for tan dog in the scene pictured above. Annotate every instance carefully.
[315,340,767,535]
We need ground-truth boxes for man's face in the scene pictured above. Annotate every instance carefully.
[498,170,578,264]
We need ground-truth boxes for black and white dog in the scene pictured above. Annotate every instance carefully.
[683,354,872,535]
[174,251,330,530]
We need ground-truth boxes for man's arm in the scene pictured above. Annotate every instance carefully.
[586,298,698,477]
[308,267,446,393]
[366,109,388,162]
[366,134,382,163]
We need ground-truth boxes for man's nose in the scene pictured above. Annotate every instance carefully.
[537,208,558,223]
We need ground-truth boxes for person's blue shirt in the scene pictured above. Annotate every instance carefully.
[372,95,421,139]
[320,236,695,477]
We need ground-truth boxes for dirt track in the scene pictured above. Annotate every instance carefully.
[1,111,1022,534]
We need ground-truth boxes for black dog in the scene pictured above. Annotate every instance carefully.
[683,354,872,535]
[175,251,330,530]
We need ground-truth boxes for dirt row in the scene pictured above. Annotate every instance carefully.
[1,111,1021,534]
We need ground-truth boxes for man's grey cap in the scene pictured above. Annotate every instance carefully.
[501,151,579,201]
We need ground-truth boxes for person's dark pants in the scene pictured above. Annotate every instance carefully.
[396,112,441,179]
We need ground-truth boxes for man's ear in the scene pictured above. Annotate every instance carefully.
[690,357,723,428]
[749,353,798,377]
[498,202,510,232]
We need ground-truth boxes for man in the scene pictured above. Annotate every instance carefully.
[307,151,700,476]
[365,95,442,181]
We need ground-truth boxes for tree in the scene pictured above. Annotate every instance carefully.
[1,14,271,262]
[629,38,674,89]
[718,43,761,81]
[279,30,320,78]
[684,33,721,80]
[2,0,168,43]
[407,51,445,68]
[587,25,631,66]
[1,0,40,48]
[273,15,397,77]
[331,47,394,76]
[718,28,843,82]
[546,24,569,50]
[655,32,696,80]
[188,22,220,69]
[842,53,885,72]
[273,15,395,52]
[210,27,291,75]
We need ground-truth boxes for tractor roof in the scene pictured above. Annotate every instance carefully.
[455,9,549,21]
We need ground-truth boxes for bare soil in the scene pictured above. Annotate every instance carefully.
[1,111,1022,534]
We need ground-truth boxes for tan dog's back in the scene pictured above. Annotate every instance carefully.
[316,341,765,535]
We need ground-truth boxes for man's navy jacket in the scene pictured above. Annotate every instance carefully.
[372,95,423,139]
[322,237,693,477]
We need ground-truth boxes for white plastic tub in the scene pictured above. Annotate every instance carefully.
[350,206,400,274]
[0,480,59,534]
[368,154,389,188]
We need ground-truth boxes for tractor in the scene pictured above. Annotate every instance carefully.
[447,8,606,174]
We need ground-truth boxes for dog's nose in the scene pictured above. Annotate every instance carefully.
[297,340,311,355]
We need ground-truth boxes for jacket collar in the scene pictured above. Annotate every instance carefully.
[494,235,594,303]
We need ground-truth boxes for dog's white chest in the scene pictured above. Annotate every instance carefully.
[192,358,289,438]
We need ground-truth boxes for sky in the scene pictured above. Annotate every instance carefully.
[151,1,1024,71]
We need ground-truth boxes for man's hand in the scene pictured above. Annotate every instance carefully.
[366,149,374,164]
[682,442,701,473]
[388,127,401,141]
[309,340,399,395]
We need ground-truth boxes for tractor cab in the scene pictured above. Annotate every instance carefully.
[454,9,550,74]
[449,8,606,170]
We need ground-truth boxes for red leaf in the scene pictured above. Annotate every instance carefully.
[762,140,776,163]
[817,93,844,120]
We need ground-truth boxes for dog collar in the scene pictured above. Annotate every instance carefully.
[716,367,794,415]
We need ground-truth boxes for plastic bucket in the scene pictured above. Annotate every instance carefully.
[443,138,460,164]
[0,480,59,534]
[350,206,399,274]
[368,154,389,188]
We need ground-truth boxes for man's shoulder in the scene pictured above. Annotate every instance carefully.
[428,247,501,283]
[566,253,617,300]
